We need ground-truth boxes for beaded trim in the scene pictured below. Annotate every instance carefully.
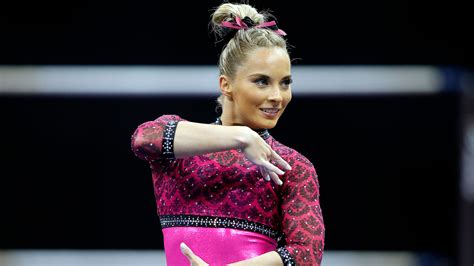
[276,247,296,266]
[160,214,280,240]
[213,117,270,140]
[162,120,178,159]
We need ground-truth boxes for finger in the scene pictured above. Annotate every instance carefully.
[271,150,292,171]
[181,242,209,266]
[261,160,285,176]
[259,166,270,181]
[180,243,195,261]
[269,171,283,186]
[263,145,274,160]
[260,165,271,181]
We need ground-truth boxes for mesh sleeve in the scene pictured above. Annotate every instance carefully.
[130,114,185,163]
[278,154,325,265]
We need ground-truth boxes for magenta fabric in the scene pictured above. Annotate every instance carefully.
[131,114,325,265]
[162,227,277,266]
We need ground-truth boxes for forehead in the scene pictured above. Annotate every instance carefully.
[236,47,291,77]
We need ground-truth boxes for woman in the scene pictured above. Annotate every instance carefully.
[131,3,324,265]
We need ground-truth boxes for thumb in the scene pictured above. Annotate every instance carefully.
[180,242,194,259]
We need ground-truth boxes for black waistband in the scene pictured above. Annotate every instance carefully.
[159,214,281,241]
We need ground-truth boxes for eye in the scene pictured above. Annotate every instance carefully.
[254,77,269,87]
[282,78,293,88]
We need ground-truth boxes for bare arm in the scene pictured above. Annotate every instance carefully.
[174,121,290,181]
[131,115,247,161]
[180,243,283,266]
[227,251,283,266]
[173,121,248,158]
[131,115,290,183]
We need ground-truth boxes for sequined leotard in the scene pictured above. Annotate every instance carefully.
[130,114,325,266]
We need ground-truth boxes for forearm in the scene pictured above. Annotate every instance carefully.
[227,251,283,266]
[173,121,248,158]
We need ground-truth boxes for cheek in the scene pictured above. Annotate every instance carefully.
[242,90,264,106]
[283,91,292,106]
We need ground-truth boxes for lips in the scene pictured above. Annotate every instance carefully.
[259,108,280,114]
[260,108,280,118]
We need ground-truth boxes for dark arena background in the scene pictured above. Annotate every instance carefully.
[1,1,473,265]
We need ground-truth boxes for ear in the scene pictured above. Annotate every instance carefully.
[219,75,233,99]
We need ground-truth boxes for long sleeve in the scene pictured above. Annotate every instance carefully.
[277,154,325,266]
[130,114,185,163]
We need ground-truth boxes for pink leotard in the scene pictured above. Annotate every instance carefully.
[131,114,325,265]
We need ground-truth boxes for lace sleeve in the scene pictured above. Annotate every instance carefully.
[277,154,325,266]
[130,114,185,162]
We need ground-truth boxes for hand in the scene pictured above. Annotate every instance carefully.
[180,242,209,266]
[241,128,292,185]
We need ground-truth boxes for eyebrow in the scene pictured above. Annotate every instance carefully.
[248,73,292,80]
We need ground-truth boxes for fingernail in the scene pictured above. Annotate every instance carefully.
[287,165,292,170]
[180,243,187,251]
[278,180,283,186]
[266,174,270,181]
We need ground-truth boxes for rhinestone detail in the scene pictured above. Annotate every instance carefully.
[162,120,178,159]
[276,247,295,266]
[160,214,280,240]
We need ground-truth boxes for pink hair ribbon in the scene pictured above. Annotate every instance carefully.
[221,16,287,36]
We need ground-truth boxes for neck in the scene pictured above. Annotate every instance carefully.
[219,102,270,139]
[215,117,270,140]
[220,103,240,127]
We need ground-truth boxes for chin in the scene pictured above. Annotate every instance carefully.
[259,118,279,129]
[256,109,285,129]
[250,112,282,129]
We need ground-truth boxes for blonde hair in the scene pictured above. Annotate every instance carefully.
[210,2,289,114]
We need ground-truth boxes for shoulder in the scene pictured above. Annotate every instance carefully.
[134,114,185,130]
[272,138,321,193]
[271,137,315,170]
[153,114,187,123]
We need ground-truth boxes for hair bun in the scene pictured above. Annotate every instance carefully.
[211,3,265,38]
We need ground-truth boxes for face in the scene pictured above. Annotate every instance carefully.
[222,46,292,129]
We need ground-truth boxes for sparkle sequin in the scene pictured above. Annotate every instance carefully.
[277,247,295,266]
[160,214,280,240]
[162,120,178,159]
[131,114,325,265]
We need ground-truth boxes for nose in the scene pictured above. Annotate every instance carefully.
[268,86,283,102]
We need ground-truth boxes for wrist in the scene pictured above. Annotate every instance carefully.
[233,126,253,149]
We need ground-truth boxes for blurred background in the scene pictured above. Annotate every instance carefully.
[0,0,473,265]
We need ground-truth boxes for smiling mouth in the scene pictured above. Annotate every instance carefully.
[260,108,280,115]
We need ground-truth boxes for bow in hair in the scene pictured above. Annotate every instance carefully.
[221,16,287,36]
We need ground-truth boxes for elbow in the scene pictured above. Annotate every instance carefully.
[311,237,325,265]
[131,126,146,151]
[130,115,182,162]
[131,132,143,154]
[130,122,163,162]
[287,237,324,265]
[298,246,324,266]
[131,127,146,160]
